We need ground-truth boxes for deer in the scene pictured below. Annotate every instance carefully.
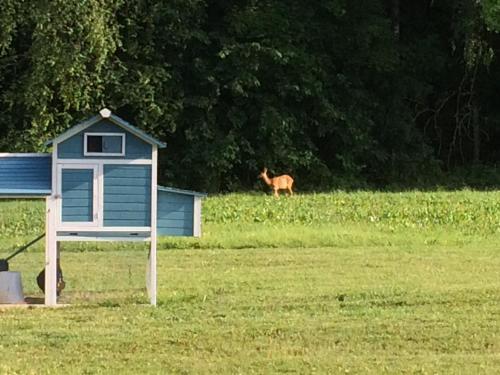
[258,168,294,197]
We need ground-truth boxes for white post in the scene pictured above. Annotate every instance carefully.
[149,145,158,306]
[193,196,202,237]
[45,196,57,306]
[148,237,157,306]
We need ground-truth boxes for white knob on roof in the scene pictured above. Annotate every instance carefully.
[100,108,112,118]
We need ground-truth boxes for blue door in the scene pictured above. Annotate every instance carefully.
[59,165,98,225]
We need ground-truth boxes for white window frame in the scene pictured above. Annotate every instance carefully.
[57,164,99,229]
[84,132,126,157]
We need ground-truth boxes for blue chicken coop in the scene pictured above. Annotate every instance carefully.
[0,109,205,306]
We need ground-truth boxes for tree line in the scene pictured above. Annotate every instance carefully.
[0,0,499,192]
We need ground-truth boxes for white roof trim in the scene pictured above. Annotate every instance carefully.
[45,114,101,147]
[45,109,166,148]
[0,153,51,157]
[157,185,207,197]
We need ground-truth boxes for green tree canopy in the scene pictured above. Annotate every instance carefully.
[0,0,499,191]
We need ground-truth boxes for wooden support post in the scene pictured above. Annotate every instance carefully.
[45,196,57,306]
[148,145,158,306]
[148,239,157,306]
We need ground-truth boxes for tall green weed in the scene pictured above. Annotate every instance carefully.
[0,191,499,251]
[204,191,500,235]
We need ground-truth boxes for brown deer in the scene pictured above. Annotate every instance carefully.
[258,168,294,197]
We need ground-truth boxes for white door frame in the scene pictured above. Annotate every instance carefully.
[57,163,99,229]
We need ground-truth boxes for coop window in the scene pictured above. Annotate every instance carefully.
[84,133,125,156]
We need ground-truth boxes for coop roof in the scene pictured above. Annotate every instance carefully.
[45,108,167,149]
[157,185,207,197]
[0,154,52,197]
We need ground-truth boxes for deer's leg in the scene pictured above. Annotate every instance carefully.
[274,188,279,198]
[288,187,293,196]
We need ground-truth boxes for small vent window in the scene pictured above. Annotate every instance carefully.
[84,133,125,156]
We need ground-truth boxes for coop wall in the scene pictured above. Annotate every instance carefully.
[157,190,196,236]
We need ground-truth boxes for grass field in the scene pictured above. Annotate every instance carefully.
[0,191,499,374]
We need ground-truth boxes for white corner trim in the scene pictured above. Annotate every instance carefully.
[193,196,202,237]
[151,145,158,237]
[149,145,158,306]
[52,142,58,205]
[122,133,126,157]
[97,163,104,228]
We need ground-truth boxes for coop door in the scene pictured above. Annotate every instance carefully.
[57,164,99,227]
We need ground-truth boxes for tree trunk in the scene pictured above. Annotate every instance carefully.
[391,0,400,38]
[472,104,480,164]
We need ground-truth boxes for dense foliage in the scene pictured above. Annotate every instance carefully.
[0,0,499,191]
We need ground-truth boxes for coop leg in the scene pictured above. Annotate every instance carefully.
[149,145,158,306]
[45,196,57,306]
[148,238,157,306]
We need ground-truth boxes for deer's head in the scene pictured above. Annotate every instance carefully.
[258,168,268,179]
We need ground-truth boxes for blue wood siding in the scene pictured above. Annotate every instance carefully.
[61,169,93,222]
[103,165,151,227]
[0,156,52,195]
[58,119,152,159]
[157,190,194,236]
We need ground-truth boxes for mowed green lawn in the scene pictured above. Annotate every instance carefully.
[0,192,499,374]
